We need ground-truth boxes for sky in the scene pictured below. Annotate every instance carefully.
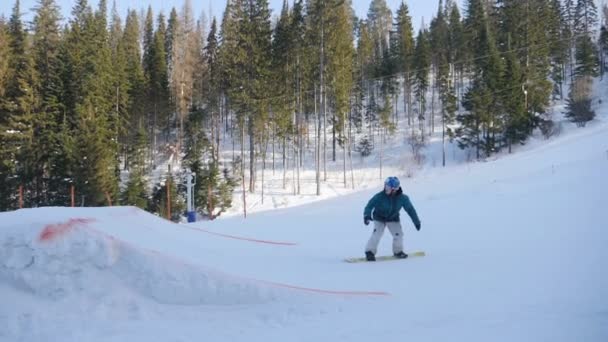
[0,0,461,33]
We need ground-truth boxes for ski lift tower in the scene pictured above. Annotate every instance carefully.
[185,169,196,222]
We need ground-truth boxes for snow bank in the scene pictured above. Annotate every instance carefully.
[0,208,278,306]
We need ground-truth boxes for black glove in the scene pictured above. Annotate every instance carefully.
[415,222,421,231]
[364,216,372,226]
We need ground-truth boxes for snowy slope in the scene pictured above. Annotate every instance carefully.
[2,103,608,340]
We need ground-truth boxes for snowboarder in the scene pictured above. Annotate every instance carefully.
[363,176,421,261]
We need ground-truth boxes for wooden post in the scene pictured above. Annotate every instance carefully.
[19,185,23,209]
[71,185,75,207]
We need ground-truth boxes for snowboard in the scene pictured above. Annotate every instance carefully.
[344,251,425,263]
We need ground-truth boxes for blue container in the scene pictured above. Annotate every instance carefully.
[187,211,196,223]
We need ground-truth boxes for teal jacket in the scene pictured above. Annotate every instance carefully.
[364,188,420,226]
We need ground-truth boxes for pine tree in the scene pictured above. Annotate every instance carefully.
[502,42,527,153]
[575,35,599,77]
[381,19,399,105]
[0,19,8,98]
[143,6,155,82]
[181,57,234,219]
[601,5,608,76]
[195,161,236,219]
[528,0,557,131]
[394,2,415,125]
[0,12,14,210]
[205,17,221,159]
[218,0,249,210]
[142,6,156,128]
[413,27,430,138]
[326,0,354,187]
[352,20,369,136]
[0,0,36,208]
[122,7,154,175]
[458,0,504,158]
[108,1,130,161]
[565,75,594,126]
[62,0,91,128]
[122,124,149,208]
[182,105,207,206]
[565,0,599,128]
[548,0,569,100]
[447,1,465,99]
[150,13,170,151]
[248,0,273,192]
[30,0,65,205]
[575,0,598,36]
[49,114,76,206]
[270,0,295,181]
[166,7,178,71]
[219,0,245,107]
[123,10,146,137]
[67,0,120,206]
[164,7,179,139]
[430,0,450,149]
[367,0,393,71]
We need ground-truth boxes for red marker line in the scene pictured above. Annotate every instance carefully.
[39,218,95,241]
[180,225,297,246]
[255,279,389,296]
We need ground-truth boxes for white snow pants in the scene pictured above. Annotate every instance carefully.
[365,221,404,255]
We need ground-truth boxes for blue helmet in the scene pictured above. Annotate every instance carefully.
[384,176,400,189]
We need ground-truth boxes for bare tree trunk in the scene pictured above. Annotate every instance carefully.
[368,81,373,145]
[216,103,220,161]
[406,73,412,126]
[349,131,355,189]
[459,70,464,114]
[379,126,383,179]
[320,10,327,182]
[261,134,268,205]
[272,122,276,174]
[241,124,246,219]
[419,95,425,143]
[343,117,347,188]
[430,69,435,137]
[283,136,287,189]
[476,117,480,160]
[249,117,255,193]
[294,100,300,195]
[297,75,302,194]
[348,100,355,189]
[315,84,321,196]
[394,93,398,126]
[153,103,157,169]
[298,66,304,170]
[306,95,311,150]
[224,95,229,140]
[442,107,446,167]
[293,121,297,196]
[230,103,235,162]
[332,114,336,162]
[323,91,327,181]
[560,63,565,99]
